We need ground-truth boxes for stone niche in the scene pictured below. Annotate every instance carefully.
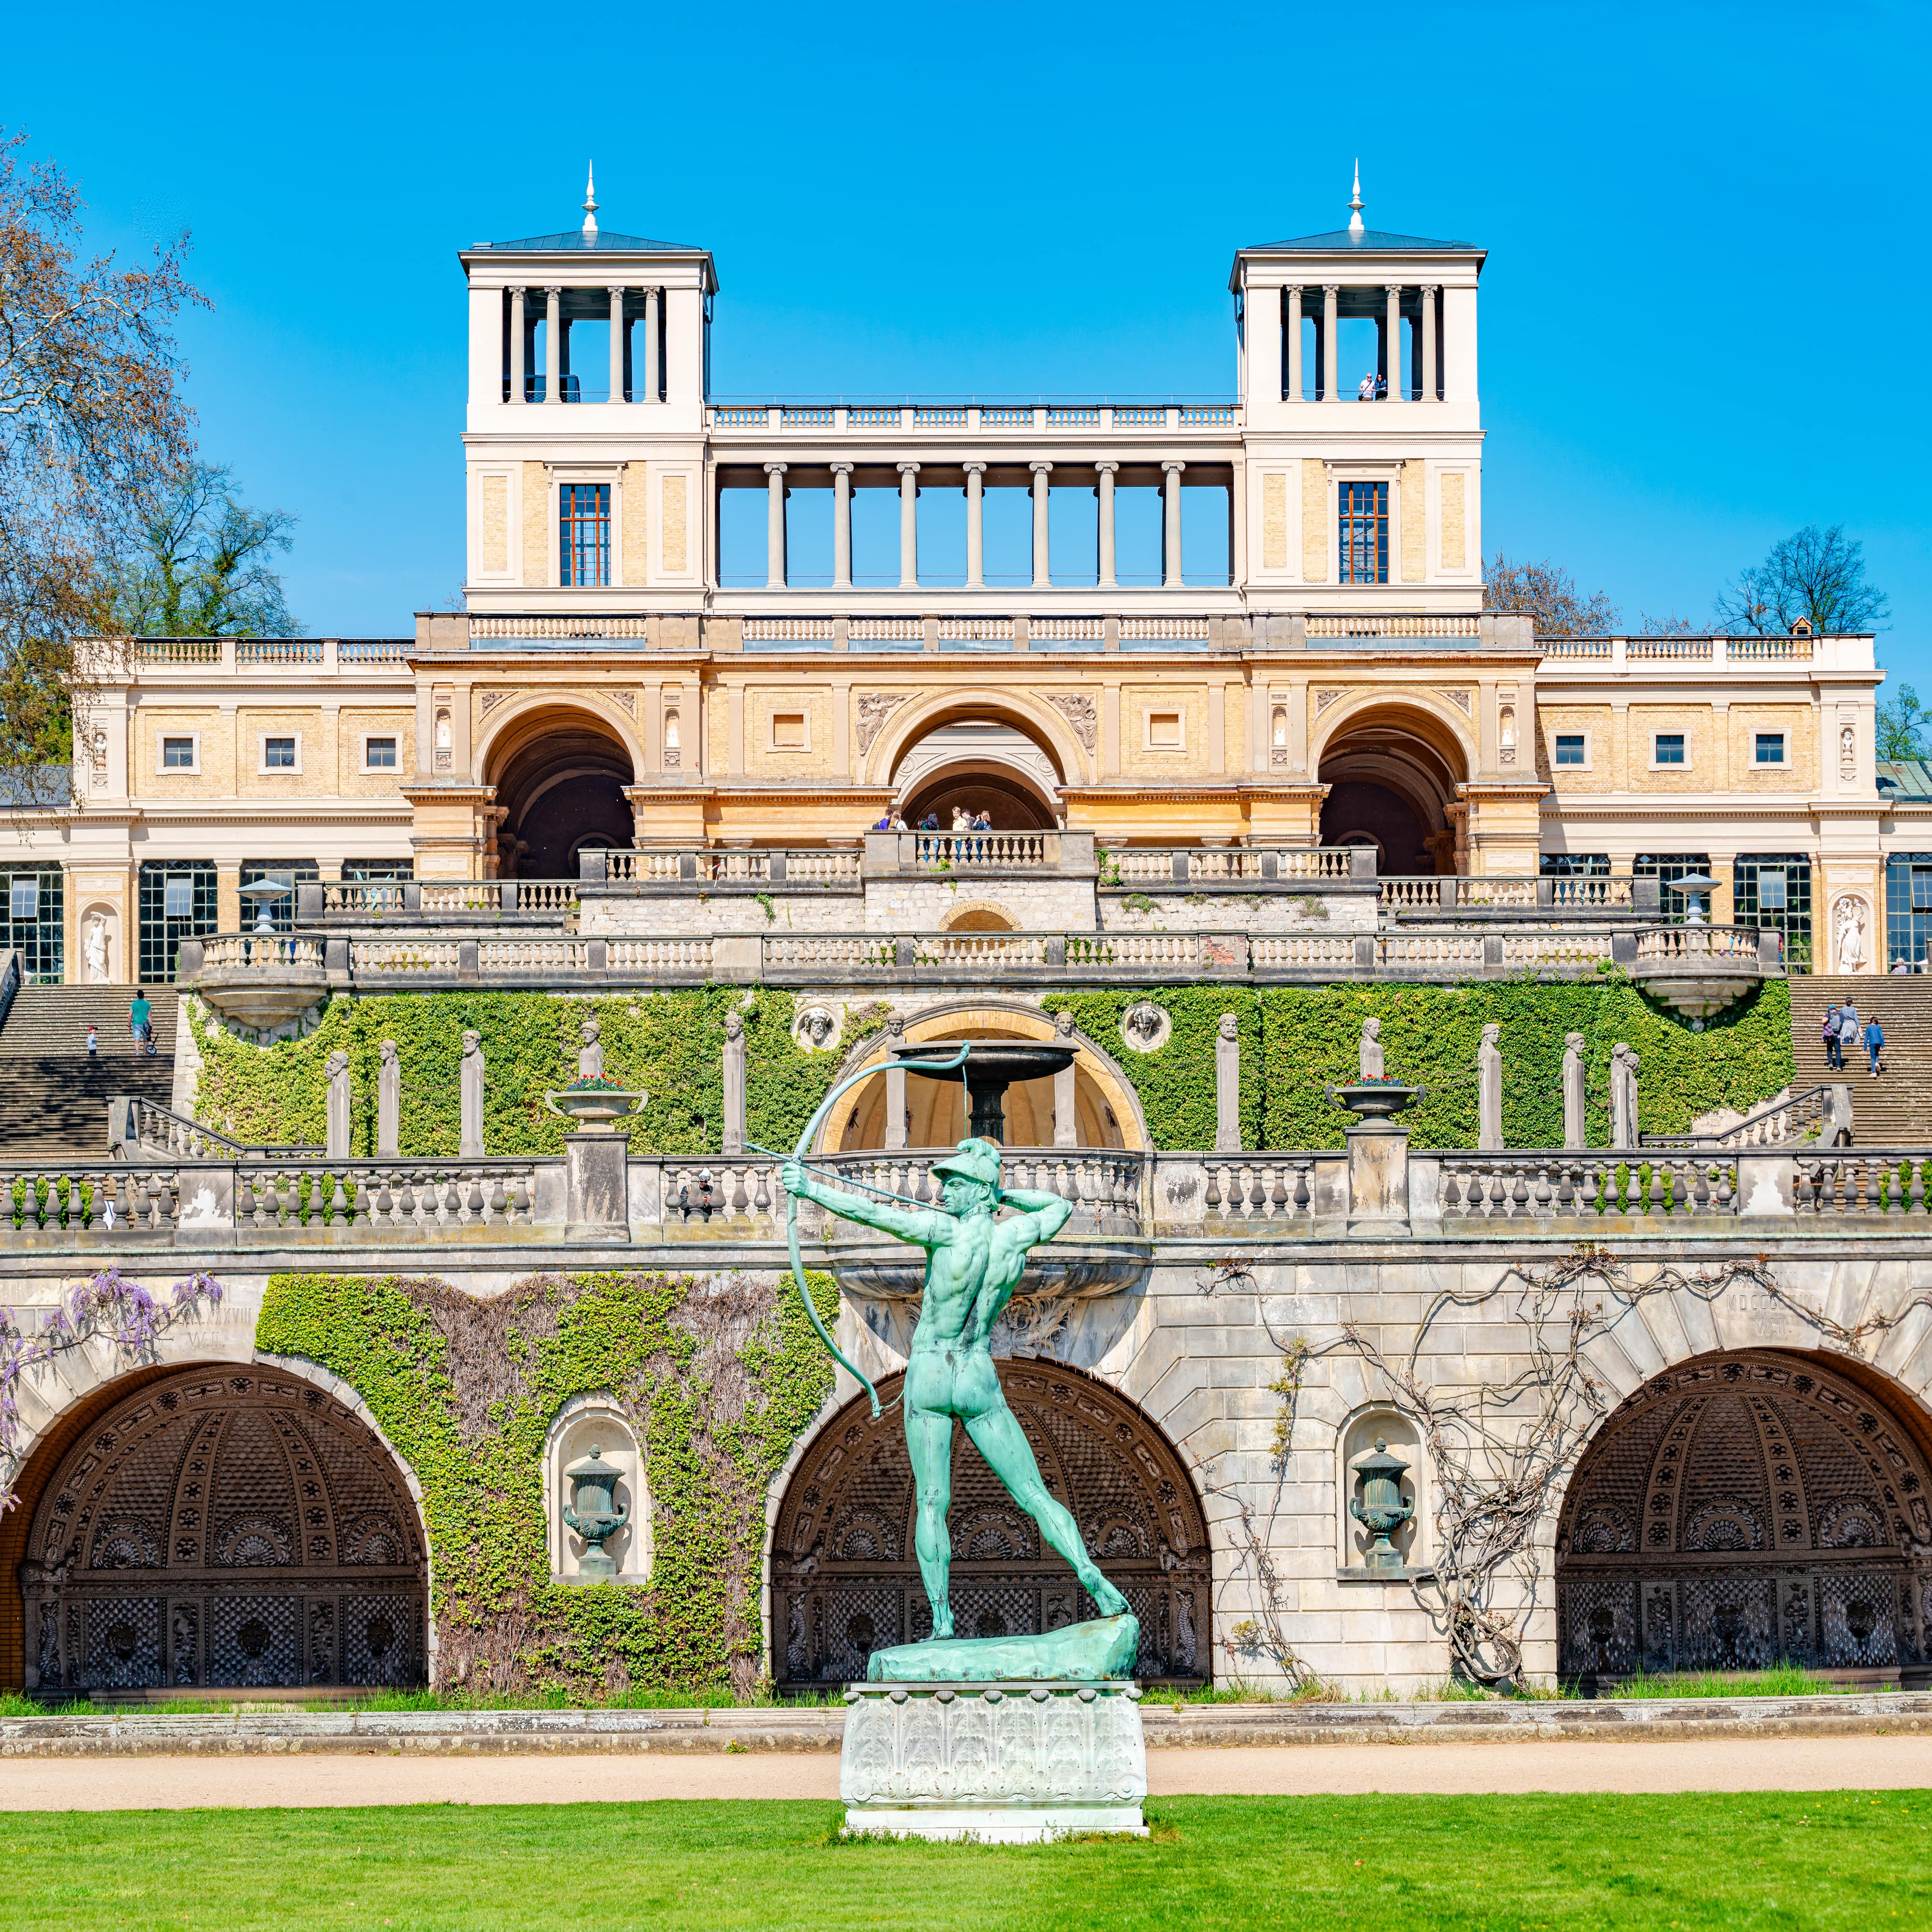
[1337,1407,1428,1574]
[543,1397,651,1584]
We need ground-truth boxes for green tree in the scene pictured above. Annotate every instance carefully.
[1483,553,1619,635]
[1713,524,1889,636]
[1877,683,1931,763]
[0,128,202,800]
[107,462,299,636]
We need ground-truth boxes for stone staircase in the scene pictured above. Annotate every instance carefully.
[1791,975,1932,1146]
[0,985,177,1157]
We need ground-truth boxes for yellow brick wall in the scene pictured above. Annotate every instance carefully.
[337,707,417,796]
[622,463,649,586]
[1261,472,1288,572]
[521,462,548,585]
[1535,704,1617,793]
[1224,686,1246,771]
[1301,459,1327,582]
[237,708,333,798]
[1400,460,1426,583]
[479,474,509,574]
[135,708,225,797]
[662,474,688,575]
[1626,704,1721,792]
[1441,471,1466,571]
[1120,683,1207,776]
[1730,703,1817,789]
[743,689,836,778]
[707,690,727,776]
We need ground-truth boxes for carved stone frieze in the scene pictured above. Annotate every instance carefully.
[1049,694,1098,753]
[856,693,909,756]
[1315,688,1344,713]
[1438,688,1472,713]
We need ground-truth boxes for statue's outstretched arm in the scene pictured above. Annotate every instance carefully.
[995,1187,1074,1245]
[781,1160,945,1244]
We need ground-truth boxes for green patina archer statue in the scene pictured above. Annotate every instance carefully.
[778,1046,1136,1679]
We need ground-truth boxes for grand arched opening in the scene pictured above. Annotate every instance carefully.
[770,1361,1209,1690]
[1317,703,1468,875]
[893,719,1060,831]
[14,1364,428,1692]
[485,706,637,878]
[1556,1350,1932,1687]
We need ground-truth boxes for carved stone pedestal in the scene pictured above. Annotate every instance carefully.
[840,1680,1147,1841]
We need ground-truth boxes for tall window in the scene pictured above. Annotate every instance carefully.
[1634,852,1713,921]
[240,860,319,934]
[1733,853,1812,970]
[1,865,63,982]
[1885,854,1932,968]
[560,483,611,587]
[1337,481,1388,585]
[138,862,216,984]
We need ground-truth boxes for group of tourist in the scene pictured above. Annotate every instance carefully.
[870,808,996,834]
[1822,1000,1886,1077]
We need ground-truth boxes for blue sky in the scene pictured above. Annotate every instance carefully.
[10,0,1928,684]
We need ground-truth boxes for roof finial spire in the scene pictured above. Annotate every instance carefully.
[1348,159,1364,240]
[582,162,599,242]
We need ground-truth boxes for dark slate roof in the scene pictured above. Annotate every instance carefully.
[0,764,70,809]
[1878,758,1932,801]
[474,230,708,255]
[1241,227,1481,253]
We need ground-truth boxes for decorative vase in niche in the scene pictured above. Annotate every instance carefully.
[1349,1437,1414,1571]
[562,1444,628,1580]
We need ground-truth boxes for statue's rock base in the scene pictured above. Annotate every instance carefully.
[840,1680,1147,1842]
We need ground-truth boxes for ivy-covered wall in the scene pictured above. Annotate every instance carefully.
[191,989,866,1158]
[193,977,1791,1158]
[255,1266,837,1696]
[1051,980,1793,1151]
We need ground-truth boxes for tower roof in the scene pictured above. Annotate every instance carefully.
[471,230,710,255]
[1240,227,1482,254]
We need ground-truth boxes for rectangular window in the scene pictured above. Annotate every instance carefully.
[1733,852,1812,970]
[139,863,216,984]
[1147,711,1183,750]
[1337,480,1388,585]
[365,736,398,769]
[1,867,62,982]
[560,483,611,587]
[1654,733,1685,764]
[1554,735,1586,766]
[1634,852,1714,922]
[9,877,38,920]
[240,859,318,934]
[1915,869,1932,913]
[1539,853,1611,877]
[1885,854,1932,967]
[770,712,807,751]
[162,737,196,770]
[163,874,195,918]
[264,737,297,770]
[1755,732,1786,764]
[1758,870,1788,910]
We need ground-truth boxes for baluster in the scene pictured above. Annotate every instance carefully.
[728,1165,747,1219]
[1203,1164,1222,1216]
[1711,1162,1733,1214]
[128,1169,150,1228]
[328,1170,350,1228]
[1510,1165,1532,1218]
[1438,1168,1463,1217]
[236,1169,256,1224]
[753,1165,771,1219]
[1911,1158,1928,1216]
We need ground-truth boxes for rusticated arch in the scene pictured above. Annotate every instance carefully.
[769,1360,1209,1690]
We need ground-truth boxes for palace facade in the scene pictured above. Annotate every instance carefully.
[0,187,1917,985]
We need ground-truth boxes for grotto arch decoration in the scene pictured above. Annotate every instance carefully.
[769,1359,1209,1692]
[1555,1349,1932,1686]
[20,1363,428,1692]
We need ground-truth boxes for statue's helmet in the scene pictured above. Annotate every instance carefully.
[931,1137,1002,1188]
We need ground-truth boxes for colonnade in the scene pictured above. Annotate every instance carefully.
[758,460,1193,590]
[1280,283,1441,403]
[504,285,664,404]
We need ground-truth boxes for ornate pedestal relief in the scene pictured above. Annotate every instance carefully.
[840,1680,1147,1841]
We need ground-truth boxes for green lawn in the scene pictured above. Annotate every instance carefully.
[0,1794,1924,1930]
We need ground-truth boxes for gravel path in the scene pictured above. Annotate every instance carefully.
[2,1735,1930,1810]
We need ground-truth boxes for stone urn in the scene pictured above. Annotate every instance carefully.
[562,1443,628,1581]
[544,1081,648,1132]
[1325,1080,1427,1120]
[1350,1437,1415,1571]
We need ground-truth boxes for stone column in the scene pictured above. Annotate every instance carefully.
[1385,286,1404,400]
[1286,285,1303,400]
[1161,462,1185,586]
[1322,285,1339,400]
[1421,285,1438,401]
[884,1016,908,1150]
[1030,462,1053,589]
[1477,1023,1502,1150]
[608,286,626,400]
[543,287,562,404]
[1095,462,1118,589]
[459,1029,485,1157]
[964,463,986,589]
[378,1039,401,1157]
[766,463,788,589]
[831,463,853,589]
[1561,1032,1586,1150]
[325,1050,352,1160]
[722,1011,746,1155]
[898,463,920,588]
[1053,1058,1078,1150]
[642,288,661,402]
[1214,1013,1240,1152]
[508,286,527,405]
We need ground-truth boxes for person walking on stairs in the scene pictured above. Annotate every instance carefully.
[86,1025,98,1060]
[1864,1011,1886,1078]
[1823,1004,1844,1070]
[129,991,154,1057]
[1838,1001,1861,1074]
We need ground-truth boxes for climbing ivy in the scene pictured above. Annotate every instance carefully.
[1045,979,1791,1151]
[189,989,856,1159]
[254,1266,838,1697]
